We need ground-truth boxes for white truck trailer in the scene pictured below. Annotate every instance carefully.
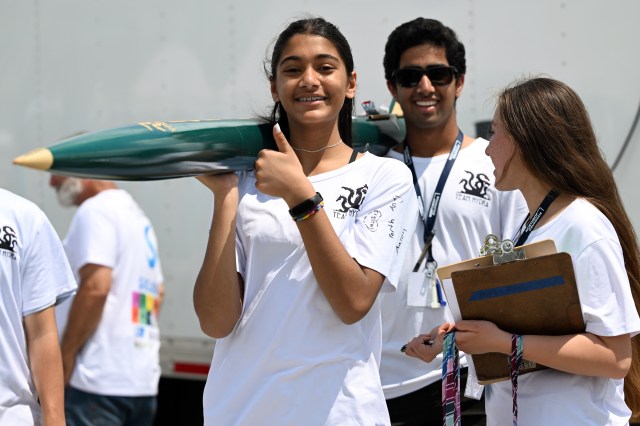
[3,0,640,422]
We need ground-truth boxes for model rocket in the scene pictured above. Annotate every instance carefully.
[13,115,405,181]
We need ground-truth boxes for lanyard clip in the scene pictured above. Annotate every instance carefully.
[412,228,436,272]
[425,260,446,308]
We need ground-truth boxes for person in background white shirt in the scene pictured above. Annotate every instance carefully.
[49,176,164,426]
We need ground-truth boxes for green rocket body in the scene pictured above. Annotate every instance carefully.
[47,116,405,181]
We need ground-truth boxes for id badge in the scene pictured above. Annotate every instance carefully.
[407,265,442,308]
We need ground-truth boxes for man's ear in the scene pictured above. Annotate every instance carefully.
[386,80,398,101]
[455,74,465,99]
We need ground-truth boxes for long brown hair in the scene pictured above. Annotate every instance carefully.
[497,77,640,419]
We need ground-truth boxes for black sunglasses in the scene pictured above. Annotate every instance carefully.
[392,65,458,88]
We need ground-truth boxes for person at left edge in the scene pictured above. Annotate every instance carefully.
[194,17,418,425]
[0,188,76,426]
[49,176,165,426]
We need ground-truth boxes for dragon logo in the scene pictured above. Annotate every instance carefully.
[459,171,490,199]
[0,225,18,254]
[335,184,368,213]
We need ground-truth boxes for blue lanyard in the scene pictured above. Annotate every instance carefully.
[404,130,463,270]
[513,189,559,247]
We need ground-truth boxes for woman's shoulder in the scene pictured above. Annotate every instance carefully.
[564,198,611,227]
[346,154,412,192]
[550,198,619,248]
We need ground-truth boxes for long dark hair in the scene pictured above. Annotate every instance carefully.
[497,77,640,419]
[263,17,355,146]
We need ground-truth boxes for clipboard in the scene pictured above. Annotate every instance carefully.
[437,239,585,384]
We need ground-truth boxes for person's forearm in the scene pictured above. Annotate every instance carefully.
[297,210,382,324]
[61,286,107,357]
[25,308,66,426]
[455,320,632,379]
[61,265,111,384]
[194,187,243,338]
[522,333,632,379]
[32,333,66,426]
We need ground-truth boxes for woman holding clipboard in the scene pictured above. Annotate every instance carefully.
[407,77,640,425]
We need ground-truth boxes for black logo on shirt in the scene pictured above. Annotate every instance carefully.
[335,184,368,215]
[0,225,18,260]
[456,171,491,207]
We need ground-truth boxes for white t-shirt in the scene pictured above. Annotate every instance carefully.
[61,189,164,396]
[486,198,640,425]
[203,153,418,426]
[382,138,528,398]
[0,189,76,425]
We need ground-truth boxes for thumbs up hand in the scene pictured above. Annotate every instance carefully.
[255,124,315,206]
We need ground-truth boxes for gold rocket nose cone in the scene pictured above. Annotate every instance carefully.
[13,147,54,171]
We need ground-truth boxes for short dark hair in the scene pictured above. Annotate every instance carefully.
[383,18,466,83]
[264,17,355,145]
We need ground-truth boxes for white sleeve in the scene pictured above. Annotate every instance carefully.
[344,161,418,291]
[574,238,640,337]
[21,211,77,316]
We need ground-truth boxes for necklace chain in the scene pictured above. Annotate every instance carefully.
[291,140,343,153]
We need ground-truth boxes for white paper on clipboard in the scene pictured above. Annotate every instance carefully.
[441,276,462,322]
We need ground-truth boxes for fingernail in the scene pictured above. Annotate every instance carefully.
[274,123,281,133]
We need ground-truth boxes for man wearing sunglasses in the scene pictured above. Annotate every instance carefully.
[379,18,527,425]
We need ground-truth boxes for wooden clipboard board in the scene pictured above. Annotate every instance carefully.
[437,240,585,384]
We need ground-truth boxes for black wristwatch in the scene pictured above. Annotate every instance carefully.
[289,192,323,217]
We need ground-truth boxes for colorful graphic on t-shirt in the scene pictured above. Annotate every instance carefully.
[132,291,158,325]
